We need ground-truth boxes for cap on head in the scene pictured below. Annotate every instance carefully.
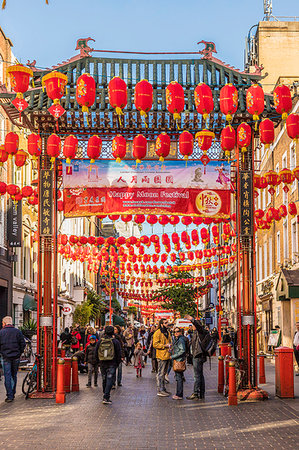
[90,335,96,340]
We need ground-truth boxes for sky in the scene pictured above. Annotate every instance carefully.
[0,0,298,71]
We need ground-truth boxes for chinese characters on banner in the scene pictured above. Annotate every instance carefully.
[62,160,231,218]
[240,171,253,237]
[40,169,53,236]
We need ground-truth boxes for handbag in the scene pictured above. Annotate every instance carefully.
[173,359,186,373]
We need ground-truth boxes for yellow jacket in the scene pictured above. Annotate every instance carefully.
[153,328,172,360]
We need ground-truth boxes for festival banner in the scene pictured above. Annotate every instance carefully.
[62,160,231,218]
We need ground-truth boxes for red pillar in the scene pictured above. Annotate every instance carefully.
[71,357,80,392]
[56,359,65,404]
[228,361,238,406]
[218,356,224,394]
[259,354,266,384]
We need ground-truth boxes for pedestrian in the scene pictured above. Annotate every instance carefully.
[230,327,238,359]
[153,318,172,397]
[171,327,186,400]
[60,327,72,356]
[222,328,231,344]
[113,325,125,387]
[185,314,209,400]
[123,323,135,364]
[211,327,219,341]
[133,342,147,377]
[71,326,81,353]
[147,325,158,373]
[85,335,98,387]
[96,325,121,405]
[293,321,299,376]
[0,316,25,402]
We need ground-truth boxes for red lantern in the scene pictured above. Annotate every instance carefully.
[121,214,132,223]
[293,166,299,181]
[134,214,145,224]
[57,200,64,211]
[158,215,169,226]
[27,134,42,160]
[112,135,126,163]
[155,133,170,162]
[179,131,193,162]
[273,85,292,120]
[237,122,251,154]
[7,184,20,198]
[279,168,295,193]
[0,145,8,165]
[220,84,238,123]
[166,81,184,125]
[5,132,19,157]
[193,216,203,226]
[42,71,68,118]
[288,202,297,216]
[286,113,299,144]
[220,125,235,158]
[0,182,7,195]
[246,84,264,126]
[255,209,264,219]
[76,73,96,113]
[134,79,153,123]
[7,64,33,112]
[194,83,214,121]
[259,119,274,149]
[181,216,192,227]
[108,77,127,122]
[87,135,102,163]
[147,215,158,226]
[196,129,215,152]
[47,134,61,163]
[265,170,280,196]
[14,150,28,167]
[63,135,78,164]
[279,204,288,218]
[133,135,147,165]
[169,216,180,226]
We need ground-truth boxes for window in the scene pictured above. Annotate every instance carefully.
[282,152,288,205]
[290,144,296,193]
[283,220,288,261]
[291,220,298,264]
[269,238,272,274]
[277,232,281,264]
[275,163,279,196]
[259,246,263,280]
[264,242,267,278]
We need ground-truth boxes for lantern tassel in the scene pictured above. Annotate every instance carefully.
[140,110,148,128]
[2,0,6,9]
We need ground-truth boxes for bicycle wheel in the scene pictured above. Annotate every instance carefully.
[22,370,37,398]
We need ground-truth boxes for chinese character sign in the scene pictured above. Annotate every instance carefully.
[40,169,53,236]
[240,171,253,237]
[62,160,231,218]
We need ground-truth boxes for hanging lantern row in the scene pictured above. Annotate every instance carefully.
[0,182,38,204]
[256,203,299,230]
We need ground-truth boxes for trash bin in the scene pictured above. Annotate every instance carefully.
[274,347,294,398]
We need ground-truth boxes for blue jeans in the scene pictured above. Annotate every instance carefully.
[100,366,116,400]
[193,358,205,396]
[117,362,122,385]
[3,358,20,400]
[175,371,184,397]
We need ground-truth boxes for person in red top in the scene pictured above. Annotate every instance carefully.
[71,326,81,353]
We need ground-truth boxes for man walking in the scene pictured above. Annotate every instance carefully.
[153,318,172,397]
[294,321,299,376]
[123,323,134,364]
[185,314,209,400]
[96,326,121,404]
[0,316,25,402]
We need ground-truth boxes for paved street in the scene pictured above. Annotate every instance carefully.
[0,359,298,449]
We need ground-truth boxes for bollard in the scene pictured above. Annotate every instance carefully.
[56,359,65,404]
[61,347,66,358]
[258,354,266,384]
[274,347,294,398]
[64,357,72,393]
[228,361,238,406]
[218,356,224,394]
[71,356,79,392]
[219,343,229,357]
[227,344,232,357]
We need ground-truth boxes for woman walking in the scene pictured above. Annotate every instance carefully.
[171,327,186,400]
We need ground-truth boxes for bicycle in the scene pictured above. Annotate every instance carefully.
[22,354,42,399]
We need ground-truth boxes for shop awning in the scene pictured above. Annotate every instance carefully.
[23,294,37,311]
[112,314,126,326]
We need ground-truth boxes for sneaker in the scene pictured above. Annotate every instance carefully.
[111,385,116,389]
[157,391,170,397]
[102,399,112,405]
[186,393,199,400]
[118,383,122,386]
[86,384,91,388]
[172,395,183,400]
[199,393,205,399]
[94,383,98,387]
[5,398,14,403]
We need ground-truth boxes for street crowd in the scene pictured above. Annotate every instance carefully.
[0,316,299,404]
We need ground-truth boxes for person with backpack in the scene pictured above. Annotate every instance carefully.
[184,314,209,400]
[84,335,98,387]
[71,327,81,353]
[96,325,121,404]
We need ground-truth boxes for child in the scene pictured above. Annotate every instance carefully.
[133,342,147,378]
[84,335,98,387]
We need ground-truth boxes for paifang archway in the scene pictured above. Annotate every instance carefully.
[0,46,280,395]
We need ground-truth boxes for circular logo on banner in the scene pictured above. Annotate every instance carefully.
[62,305,72,315]
[195,190,221,216]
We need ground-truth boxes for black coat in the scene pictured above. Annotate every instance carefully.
[0,325,26,360]
[191,319,208,362]
[85,342,98,365]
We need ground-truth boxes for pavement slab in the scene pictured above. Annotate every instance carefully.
[0,359,298,449]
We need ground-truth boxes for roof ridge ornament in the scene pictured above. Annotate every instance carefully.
[197,41,217,60]
[75,38,95,57]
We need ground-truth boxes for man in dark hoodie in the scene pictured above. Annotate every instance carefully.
[85,335,98,387]
[96,326,121,404]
